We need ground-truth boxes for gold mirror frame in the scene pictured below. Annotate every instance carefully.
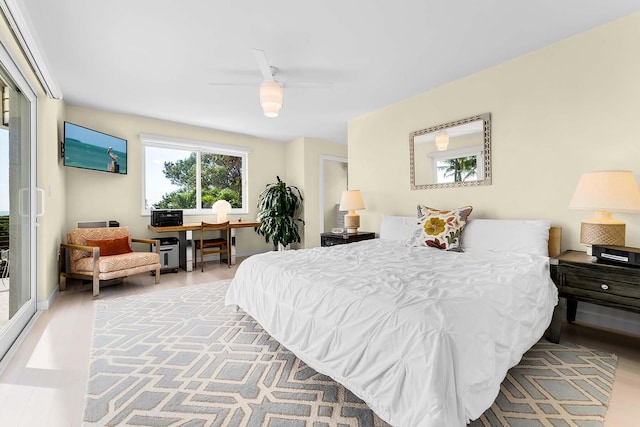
[410,113,491,190]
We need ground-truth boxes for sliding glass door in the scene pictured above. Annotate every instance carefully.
[0,43,37,362]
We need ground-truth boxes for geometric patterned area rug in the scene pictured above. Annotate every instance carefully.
[83,281,617,427]
[469,342,617,427]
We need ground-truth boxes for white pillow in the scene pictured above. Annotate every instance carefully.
[379,215,417,242]
[462,219,551,256]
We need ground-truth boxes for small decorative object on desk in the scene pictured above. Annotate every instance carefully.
[331,228,344,234]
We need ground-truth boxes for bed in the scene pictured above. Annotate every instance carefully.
[225,216,560,426]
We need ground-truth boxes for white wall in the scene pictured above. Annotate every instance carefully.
[348,13,640,334]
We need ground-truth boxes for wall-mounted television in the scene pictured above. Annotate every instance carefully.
[63,122,127,174]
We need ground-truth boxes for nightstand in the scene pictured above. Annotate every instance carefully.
[548,250,640,343]
[320,231,375,247]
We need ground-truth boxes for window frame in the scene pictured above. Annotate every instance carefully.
[427,145,484,184]
[140,133,249,216]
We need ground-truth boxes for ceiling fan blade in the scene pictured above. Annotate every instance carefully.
[208,82,257,87]
[283,81,333,90]
[252,48,275,82]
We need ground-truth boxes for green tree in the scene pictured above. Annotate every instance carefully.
[154,153,242,209]
[437,156,477,182]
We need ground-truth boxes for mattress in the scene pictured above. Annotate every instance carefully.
[225,239,557,426]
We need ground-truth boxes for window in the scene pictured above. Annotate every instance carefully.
[141,134,249,215]
[427,145,484,184]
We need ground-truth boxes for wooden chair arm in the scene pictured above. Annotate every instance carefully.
[131,237,160,253]
[60,242,100,254]
[59,243,100,278]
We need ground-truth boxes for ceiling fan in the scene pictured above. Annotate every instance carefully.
[209,49,332,118]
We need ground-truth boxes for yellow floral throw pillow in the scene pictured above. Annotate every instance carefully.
[409,205,473,250]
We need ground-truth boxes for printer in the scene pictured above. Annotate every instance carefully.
[150,209,183,227]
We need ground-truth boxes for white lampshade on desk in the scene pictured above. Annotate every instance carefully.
[339,190,365,234]
[569,170,640,251]
[212,200,232,223]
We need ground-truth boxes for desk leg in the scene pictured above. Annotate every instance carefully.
[220,229,237,266]
[178,231,186,271]
[177,231,194,272]
[230,228,237,265]
[185,230,193,272]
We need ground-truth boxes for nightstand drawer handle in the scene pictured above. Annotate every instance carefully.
[600,284,609,290]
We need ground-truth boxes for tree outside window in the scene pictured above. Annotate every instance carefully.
[437,156,478,183]
[144,143,245,213]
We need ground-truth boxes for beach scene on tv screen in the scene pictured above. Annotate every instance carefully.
[64,124,127,174]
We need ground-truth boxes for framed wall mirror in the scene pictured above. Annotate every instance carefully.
[410,113,491,190]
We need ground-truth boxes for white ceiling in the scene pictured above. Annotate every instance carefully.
[17,1,640,144]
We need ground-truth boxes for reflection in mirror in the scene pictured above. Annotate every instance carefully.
[410,113,491,189]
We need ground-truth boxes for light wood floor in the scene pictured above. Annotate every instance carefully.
[0,260,638,426]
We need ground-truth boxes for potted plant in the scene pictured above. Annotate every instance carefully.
[255,176,304,250]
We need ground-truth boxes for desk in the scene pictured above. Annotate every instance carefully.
[148,220,260,271]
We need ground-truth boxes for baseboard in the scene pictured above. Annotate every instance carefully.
[0,311,41,374]
[37,285,59,311]
[575,302,640,337]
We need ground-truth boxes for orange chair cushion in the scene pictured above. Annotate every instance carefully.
[86,236,133,256]
[74,251,159,274]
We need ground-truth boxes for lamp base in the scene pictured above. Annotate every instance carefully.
[580,222,625,247]
[344,211,360,234]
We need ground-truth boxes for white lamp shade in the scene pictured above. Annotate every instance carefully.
[339,190,365,211]
[212,199,232,222]
[435,132,449,151]
[569,170,640,212]
[259,81,283,118]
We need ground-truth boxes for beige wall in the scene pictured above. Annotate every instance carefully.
[349,13,640,252]
[1,13,66,305]
[37,98,65,305]
[302,138,348,248]
[63,108,346,255]
[323,160,348,232]
[284,137,306,248]
[286,137,347,248]
[64,105,286,256]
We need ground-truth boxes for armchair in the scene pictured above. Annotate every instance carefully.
[59,226,161,297]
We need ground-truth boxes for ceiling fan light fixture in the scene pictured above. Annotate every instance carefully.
[435,131,449,151]
[260,80,283,118]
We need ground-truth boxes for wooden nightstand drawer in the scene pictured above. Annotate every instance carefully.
[559,266,640,301]
[548,250,640,343]
[320,232,375,247]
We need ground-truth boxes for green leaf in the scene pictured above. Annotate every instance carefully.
[255,176,304,249]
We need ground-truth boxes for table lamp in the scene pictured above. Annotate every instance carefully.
[212,200,232,223]
[569,170,640,254]
[339,190,365,234]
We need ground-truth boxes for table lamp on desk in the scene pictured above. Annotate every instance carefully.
[212,200,232,223]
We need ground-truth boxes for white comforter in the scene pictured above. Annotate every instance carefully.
[225,239,557,426]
